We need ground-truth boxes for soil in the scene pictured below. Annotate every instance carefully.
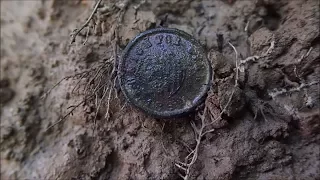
[1,0,319,180]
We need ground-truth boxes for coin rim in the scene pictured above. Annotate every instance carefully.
[119,28,212,118]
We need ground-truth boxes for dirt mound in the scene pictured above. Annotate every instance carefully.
[1,0,319,179]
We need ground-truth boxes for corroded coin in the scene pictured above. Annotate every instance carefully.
[119,28,212,118]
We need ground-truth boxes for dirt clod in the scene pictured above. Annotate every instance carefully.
[0,88,15,104]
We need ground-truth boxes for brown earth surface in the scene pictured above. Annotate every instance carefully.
[1,0,319,179]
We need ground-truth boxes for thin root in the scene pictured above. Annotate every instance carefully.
[70,0,103,44]
[228,42,239,86]
[93,86,109,133]
[104,87,113,119]
[177,42,240,180]
[45,100,85,132]
[41,71,89,100]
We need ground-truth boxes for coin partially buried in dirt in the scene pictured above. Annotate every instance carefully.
[119,28,212,118]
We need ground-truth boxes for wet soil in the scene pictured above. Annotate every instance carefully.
[1,0,319,179]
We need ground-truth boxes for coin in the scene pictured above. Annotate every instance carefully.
[119,28,212,118]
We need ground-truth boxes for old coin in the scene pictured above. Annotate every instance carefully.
[119,28,212,118]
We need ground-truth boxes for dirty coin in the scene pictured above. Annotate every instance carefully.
[119,28,212,117]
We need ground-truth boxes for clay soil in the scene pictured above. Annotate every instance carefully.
[1,0,319,179]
